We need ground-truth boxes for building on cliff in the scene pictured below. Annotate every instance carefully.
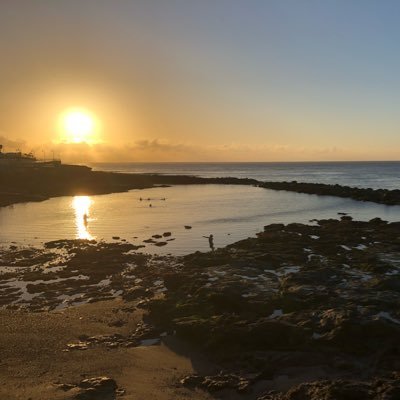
[0,145,61,168]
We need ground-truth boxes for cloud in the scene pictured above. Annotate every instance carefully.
[0,134,26,151]
[12,136,362,163]
[133,139,189,153]
[47,139,202,163]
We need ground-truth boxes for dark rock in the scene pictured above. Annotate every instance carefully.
[257,375,400,400]
[340,215,353,221]
[181,373,251,393]
[122,286,147,301]
[108,319,126,327]
[56,383,76,391]
[163,273,186,290]
[264,223,285,232]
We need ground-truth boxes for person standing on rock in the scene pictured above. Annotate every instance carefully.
[203,234,214,251]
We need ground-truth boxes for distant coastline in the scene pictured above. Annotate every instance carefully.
[1,162,400,208]
[90,161,400,190]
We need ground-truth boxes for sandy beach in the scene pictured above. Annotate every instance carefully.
[0,299,217,400]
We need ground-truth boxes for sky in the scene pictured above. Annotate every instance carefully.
[1,0,400,162]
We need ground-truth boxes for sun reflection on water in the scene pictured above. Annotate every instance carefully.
[72,196,94,240]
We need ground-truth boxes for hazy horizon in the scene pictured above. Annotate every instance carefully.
[1,1,400,163]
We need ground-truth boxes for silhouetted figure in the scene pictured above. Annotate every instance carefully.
[149,204,152,208]
[203,234,214,251]
[83,214,88,228]
[139,197,143,201]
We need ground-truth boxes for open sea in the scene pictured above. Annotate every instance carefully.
[91,161,400,190]
[1,162,400,254]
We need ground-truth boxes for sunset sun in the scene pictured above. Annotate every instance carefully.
[59,108,99,144]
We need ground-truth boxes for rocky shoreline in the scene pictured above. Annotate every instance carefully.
[147,216,400,398]
[257,180,400,206]
[1,217,400,398]
[2,164,400,208]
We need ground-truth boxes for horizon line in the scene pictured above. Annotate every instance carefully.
[87,160,400,164]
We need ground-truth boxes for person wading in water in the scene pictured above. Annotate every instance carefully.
[203,234,215,251]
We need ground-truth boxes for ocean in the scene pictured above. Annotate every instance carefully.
[1,162,399,254]
[90,161,400,190]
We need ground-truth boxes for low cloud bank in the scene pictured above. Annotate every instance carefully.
[0,135,376,163]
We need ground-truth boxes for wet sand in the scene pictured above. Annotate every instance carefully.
[0,299,216,400]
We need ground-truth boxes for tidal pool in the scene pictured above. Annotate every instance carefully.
[1,184,400,254]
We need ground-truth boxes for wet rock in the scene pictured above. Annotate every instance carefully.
[181,373,251,393]
[184,225,192,229]
[244,319,309,349]
[66,333,138,351]
[66,342,89,351]
[163,273,186,290]
[144,218,400,390]
[319,317,400,355]
[76,376,118,399]
[108,319,126,327]
[132,321,161,341]
[263,223,285,232]
[163,232,172,237]
[340,215,353,221]
[257,374,400,400]
[122,286,147,301]
[55,383,76,391]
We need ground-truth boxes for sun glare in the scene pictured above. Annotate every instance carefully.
[72,196,94,240]
[59,108,99,144]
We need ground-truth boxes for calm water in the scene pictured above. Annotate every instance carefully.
[91,162,400,190]
[1,184,400,255]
